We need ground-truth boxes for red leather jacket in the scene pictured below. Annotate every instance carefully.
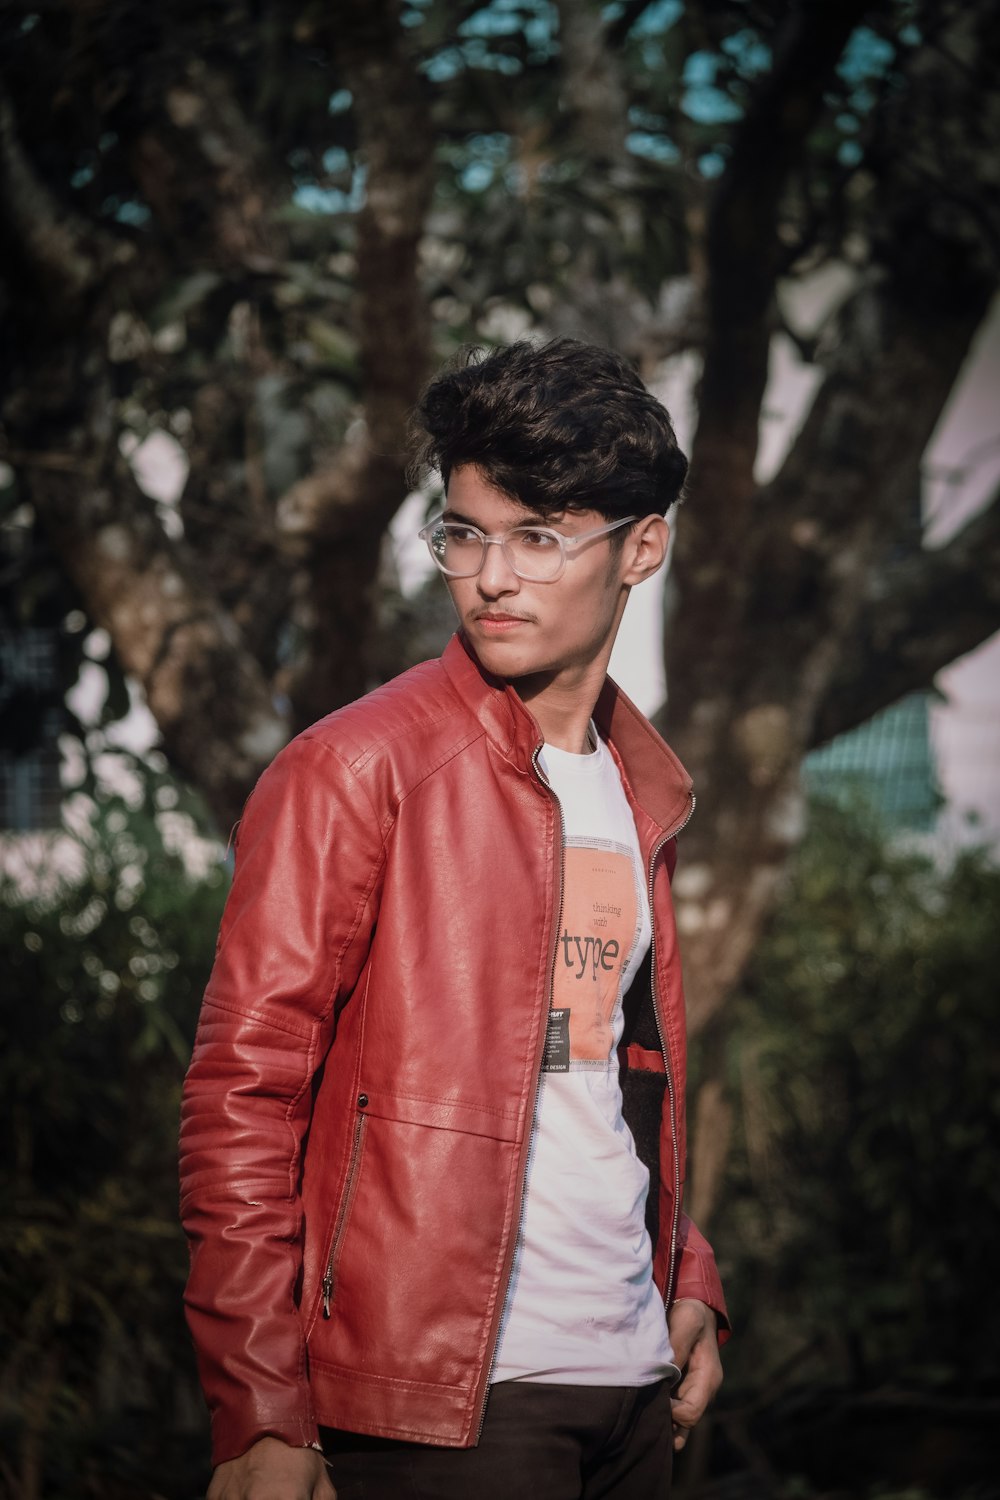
[180,633,729,1466]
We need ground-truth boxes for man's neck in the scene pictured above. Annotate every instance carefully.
[514,660,609,754]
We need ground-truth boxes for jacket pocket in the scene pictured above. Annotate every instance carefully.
[311,1103,520,1393]
[321,1109,369,1319]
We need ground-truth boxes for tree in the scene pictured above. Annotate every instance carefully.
[1,0,435,820]
[2,0,999,1218]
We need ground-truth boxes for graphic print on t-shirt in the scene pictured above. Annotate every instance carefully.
[545,835,641,1069]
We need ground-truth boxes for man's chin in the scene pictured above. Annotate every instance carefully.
[469,634,543,680]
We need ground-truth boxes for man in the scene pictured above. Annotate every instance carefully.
[180,338,729,1500]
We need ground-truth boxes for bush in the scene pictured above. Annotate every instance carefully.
[706,801,1000,1496]
[0,797,227,1500]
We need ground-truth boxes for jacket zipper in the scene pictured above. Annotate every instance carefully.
[472,746,565,1442]
[646,792,696,1308]
[321,1110,369,1319]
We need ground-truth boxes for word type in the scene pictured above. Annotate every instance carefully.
[558,929,621,980]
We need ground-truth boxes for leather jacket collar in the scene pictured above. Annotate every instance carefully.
[441,631,693,839]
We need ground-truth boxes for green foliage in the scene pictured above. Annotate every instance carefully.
[2,786,998,1496]
[676,803,1000,1496]
[717,799,1000,1398]
[0,0,975,771]
[0,797,226,1498]
[0,0,924,412]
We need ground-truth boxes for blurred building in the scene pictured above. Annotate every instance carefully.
[803,692,940,832]
[0,625,64,831]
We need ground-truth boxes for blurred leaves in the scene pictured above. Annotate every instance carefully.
[704,799,1000,1492]
[0,797,227,1498]
[2,788,997,1495]
[0,4,998,1491]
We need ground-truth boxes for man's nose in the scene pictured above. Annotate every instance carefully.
[476,538,520,596]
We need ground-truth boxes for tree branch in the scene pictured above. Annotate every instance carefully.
[669,231,995,777]
[812,486,1000,746]
[664,28,998,1030]
[543,0,661,353]
[605,0,661,51]
[687,0,870,519]
[28,445,288,832]
[283,0,436,728]
[554,0,631,164]
[759,257,994,616]
[273,431,374,551]
[342,7,435,475]
[128,61,281,268]
[668,5,874,814]
[0,87,125,309]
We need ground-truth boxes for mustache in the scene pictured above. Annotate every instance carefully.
[469,607,537,623]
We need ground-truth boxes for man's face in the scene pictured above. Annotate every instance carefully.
[440,465,645,689]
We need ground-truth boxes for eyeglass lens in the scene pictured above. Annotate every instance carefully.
[429,524,564,580]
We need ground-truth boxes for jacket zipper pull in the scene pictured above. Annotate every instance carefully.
[322,1272,333,1319]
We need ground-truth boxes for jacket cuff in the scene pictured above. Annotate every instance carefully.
[210,1407,321,1468]
[672,1279,732,1345]
[672,1212,732,1345]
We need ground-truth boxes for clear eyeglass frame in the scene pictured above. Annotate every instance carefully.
[417,513,639,582]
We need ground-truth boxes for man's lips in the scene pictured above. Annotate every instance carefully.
[471,611,534,631]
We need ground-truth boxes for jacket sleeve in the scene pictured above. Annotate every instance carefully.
[673,1212,732,1344]
[178,732,386,1466]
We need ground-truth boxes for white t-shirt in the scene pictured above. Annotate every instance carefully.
[492,731,679,1386]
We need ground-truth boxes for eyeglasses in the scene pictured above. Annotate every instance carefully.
[418,514,638,583]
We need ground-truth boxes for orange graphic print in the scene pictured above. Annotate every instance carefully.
[553,839,640,1062]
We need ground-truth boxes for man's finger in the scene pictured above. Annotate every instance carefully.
[670,1399,702,1451]
[671,1392,707,1426]
[671,1360,723,1451]
[671,1371,713,1423]
[671,1405,696,1453]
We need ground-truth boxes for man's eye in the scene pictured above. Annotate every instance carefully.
[517,529,559,548]
[446,526,480,544]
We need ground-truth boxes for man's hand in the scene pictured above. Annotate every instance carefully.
[667,1298,724,1452]
[207,1436,336,1500]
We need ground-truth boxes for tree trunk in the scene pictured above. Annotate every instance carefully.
[287,0,436,729]
[23,385,287,831]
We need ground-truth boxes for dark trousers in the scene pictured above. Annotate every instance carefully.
[323,1379,673,1499]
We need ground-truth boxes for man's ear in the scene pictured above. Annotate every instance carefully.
[621,515,670,586]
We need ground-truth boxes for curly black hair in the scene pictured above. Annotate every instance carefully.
[409,338,687,521]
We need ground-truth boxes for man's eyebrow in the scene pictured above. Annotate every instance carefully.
[440,507,481,526]
[440,506,562,527]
